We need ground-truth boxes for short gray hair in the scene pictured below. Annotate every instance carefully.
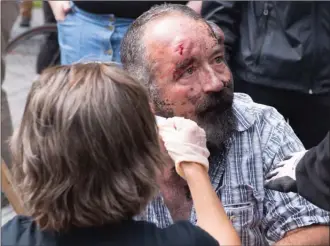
[120,3,204,90]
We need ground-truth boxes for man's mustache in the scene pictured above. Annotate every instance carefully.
[196,87,234,116]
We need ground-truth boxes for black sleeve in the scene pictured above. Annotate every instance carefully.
[296,132,330,211]
[161,221,219,246]
[201,1,242,61]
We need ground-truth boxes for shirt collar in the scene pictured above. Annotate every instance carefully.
[232,93,257,132]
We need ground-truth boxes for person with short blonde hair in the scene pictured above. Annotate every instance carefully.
[2,63,240,246]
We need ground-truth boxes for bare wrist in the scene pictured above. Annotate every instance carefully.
[181,162,208,180]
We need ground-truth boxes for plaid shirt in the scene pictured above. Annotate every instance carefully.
[137,93,330,246]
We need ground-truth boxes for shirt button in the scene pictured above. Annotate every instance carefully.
[108,25,114,31]
[263,9,269,15]
[309,89,313,94]
[106,49,113,55]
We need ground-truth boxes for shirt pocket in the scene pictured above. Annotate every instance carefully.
[218,184,262,230]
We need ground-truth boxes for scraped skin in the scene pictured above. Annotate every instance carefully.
[144,14,235,221]
[145,14,231,119]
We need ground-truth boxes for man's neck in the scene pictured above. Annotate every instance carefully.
[158,173,193,222]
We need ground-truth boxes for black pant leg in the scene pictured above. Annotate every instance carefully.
[36,1,59,74]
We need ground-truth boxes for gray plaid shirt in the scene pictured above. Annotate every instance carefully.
[136,93,330,246]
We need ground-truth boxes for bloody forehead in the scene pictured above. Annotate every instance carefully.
[172,25,223,56]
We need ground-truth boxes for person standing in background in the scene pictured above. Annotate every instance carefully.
[19,0,33,27]
[1,0,19,207]
[36,1,60,74]
[202,1,330,149]
[49,1,201,65]
[1,0,19,168]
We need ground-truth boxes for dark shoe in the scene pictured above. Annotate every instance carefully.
[20,16,31,27]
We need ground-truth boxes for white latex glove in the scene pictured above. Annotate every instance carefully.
[265,150,307,192]
[157,116,210,179]
[49,1,71,21]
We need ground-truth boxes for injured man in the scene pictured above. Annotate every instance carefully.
[121,3,330,246]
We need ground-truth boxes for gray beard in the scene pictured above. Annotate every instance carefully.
[151,88,236,150]
[197,108,236,151]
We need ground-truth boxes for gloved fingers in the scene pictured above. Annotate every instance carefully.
[283,153,295,161]
[265,170,279,180]
[155,115,167,126]
[274,162,286,168]
[164,142,210,163]
[282,150,308,162]
[158,123,177,141]
[159,118,207,147]
[170,116,198,131]
[265,176,297,193]
[168,117,204,140]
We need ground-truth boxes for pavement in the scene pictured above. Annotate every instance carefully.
[3,7,44,128]
[2,7,44,226]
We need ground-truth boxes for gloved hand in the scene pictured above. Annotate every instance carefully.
[265,150,307,192]
[157,116,210,179]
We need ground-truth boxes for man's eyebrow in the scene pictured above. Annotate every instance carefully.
[210,46,224,57]
[175,58,195,70]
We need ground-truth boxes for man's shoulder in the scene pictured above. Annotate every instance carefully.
[232,93,287,132]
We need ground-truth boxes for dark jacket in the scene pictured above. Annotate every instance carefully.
[202,1,330,95]
[296,132,330,211]
[73,1,187,18]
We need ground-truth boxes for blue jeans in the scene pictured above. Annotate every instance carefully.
[57,3,133,64]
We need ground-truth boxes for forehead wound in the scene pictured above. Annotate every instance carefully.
[171,26,220,56]
[172,38,193,57]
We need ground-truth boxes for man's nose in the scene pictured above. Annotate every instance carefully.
[200,66,223,93]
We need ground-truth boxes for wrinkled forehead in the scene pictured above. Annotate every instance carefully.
[144,15,222,60]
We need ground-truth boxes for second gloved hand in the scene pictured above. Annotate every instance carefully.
[157,116,210,179]
[265,150,307,192]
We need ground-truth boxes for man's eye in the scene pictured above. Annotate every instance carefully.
[215,56,224,64]
[185,67,195,75]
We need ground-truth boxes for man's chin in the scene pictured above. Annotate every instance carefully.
[197,107,236,150]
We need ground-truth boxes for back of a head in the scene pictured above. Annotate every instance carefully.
[120,3,203,87]
[10,63,164,231]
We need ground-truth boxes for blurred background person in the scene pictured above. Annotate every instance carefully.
[36,1,60,74]
[19,0,33,27]
[1,0,19,207]
[202,1,330,149]
[49,1,201,64]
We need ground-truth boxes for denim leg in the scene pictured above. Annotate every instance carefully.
[57,5,133,65]
[57,8,82,65]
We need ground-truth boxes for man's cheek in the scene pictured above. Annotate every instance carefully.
[223,66,233,86]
